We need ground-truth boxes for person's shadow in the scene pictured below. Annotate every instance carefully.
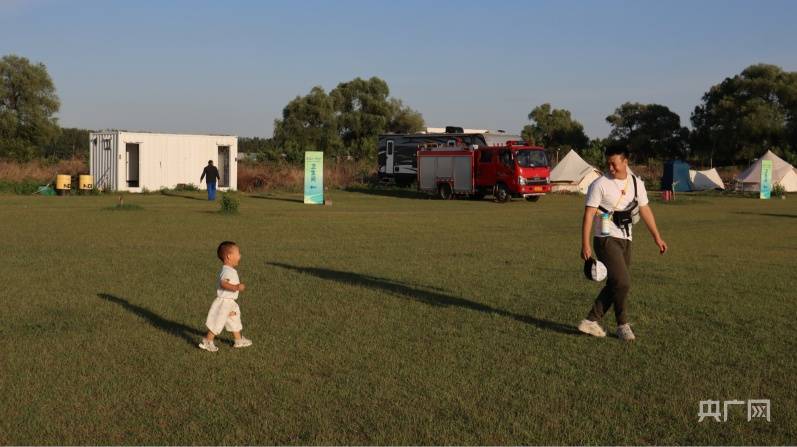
[267,263,579,336]
[97,293,231,346]
[161,191,207,201]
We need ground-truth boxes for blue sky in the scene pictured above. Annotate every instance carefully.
[2,0,796,139]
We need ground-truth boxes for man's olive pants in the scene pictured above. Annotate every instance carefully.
[587,236,632,325]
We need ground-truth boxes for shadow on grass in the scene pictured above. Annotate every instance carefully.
[161,191,208,201]
[268,263,579,336]
[249,194,304,203]
[345,186,428,200]
[733,211,797,219]
[98,293,227,346]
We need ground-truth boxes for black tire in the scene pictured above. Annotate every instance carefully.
[525,195,541,202]
[494,184,511,203]
[438,183,453,200]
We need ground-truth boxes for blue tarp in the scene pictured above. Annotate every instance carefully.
[662,160,691,192]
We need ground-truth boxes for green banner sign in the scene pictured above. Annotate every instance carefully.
[304,151,324,204]
[760,159,772,199]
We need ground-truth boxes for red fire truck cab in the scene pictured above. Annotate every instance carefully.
[417,141,551,202]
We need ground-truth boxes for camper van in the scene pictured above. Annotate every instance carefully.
[377,128,521,186]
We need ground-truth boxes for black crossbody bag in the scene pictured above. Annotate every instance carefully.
[598,176,639,237]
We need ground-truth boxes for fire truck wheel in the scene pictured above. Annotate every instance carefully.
[437,183,453,200]
[525,196,541,202]
[495,184,511,203]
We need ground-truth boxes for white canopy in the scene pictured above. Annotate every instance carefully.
[550,150,602,194]
[689,168,725,191]
[735,150,797,192]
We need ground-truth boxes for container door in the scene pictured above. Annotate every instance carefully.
[125,143,139,188]
[218,146,230,187]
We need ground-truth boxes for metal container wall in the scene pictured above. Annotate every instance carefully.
[89,131,237,192]
[89,131,118,190]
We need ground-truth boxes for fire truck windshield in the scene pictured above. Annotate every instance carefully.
[515,150,548,168]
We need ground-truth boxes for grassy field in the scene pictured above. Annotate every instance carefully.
[1,189,795,445]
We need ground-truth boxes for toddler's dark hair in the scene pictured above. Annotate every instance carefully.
[217,241,237,261]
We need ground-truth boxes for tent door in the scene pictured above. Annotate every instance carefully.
[218,146,230,187]
[125,143,139,188]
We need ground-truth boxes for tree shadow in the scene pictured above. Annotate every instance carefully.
[345,186,428,200]
[161,191,208,201]
[268,263,579,336]
[249,194,304,203]
[733,211,797,219]
[98,293,230,346]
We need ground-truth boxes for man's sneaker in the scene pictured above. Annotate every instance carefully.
[234,337,253,348]
[616,323,636,341]
[198,338,218,352]
[578,319,607,337]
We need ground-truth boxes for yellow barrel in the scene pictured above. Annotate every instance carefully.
[79,175,93,190]
[56,175,71,190]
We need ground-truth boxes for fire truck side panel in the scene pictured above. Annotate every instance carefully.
[453,156,473,192]
[418,156,437,191]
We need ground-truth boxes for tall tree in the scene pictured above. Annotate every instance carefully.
[238,136,280,162]
[606,102,689,162]
[272,86,341,162]
[691,63,797,165]
[274,77,424,161]
[583,138,609,167]
[43,127,92,159]
[0,54,61,161]
[521,103,589,150]
[387,98,424,134]
[330,77,393,160]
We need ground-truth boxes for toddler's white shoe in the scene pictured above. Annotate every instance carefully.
[198,338,218,352]
[234,337,253,348]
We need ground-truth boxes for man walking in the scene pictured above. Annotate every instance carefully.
[200,160,221,201]
[578,145,668,341]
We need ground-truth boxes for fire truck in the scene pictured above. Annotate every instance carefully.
[417,141,551,202]
[377,128,521,186]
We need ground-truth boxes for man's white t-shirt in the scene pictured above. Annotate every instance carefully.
[585,174,649,240]
[217,265,240,300]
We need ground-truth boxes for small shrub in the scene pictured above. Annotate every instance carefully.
[219,193,240,214]
[771,184,786,198]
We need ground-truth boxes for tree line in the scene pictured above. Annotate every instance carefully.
[2,53,796,167]
[522,64,797,167]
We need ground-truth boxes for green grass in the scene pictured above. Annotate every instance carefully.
[1,191,795,444]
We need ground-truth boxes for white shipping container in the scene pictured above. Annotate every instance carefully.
[89,131,238,192]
